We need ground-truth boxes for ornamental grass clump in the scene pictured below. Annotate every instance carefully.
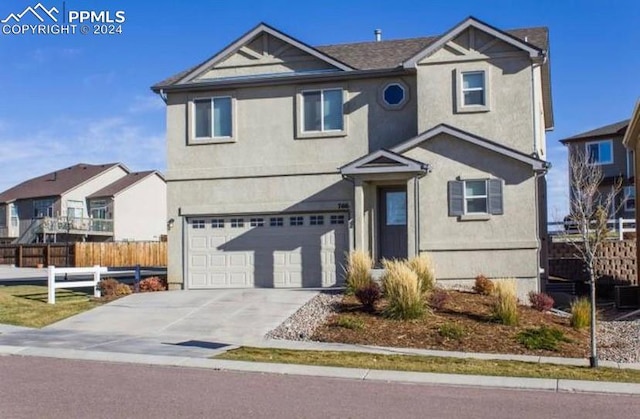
[345,250,373,295]
[570,297,591,330]
[381,259,425,320]
[491,278,519,326]
[407,254,436,293]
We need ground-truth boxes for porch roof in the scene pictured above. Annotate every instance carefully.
[340,149,430,176]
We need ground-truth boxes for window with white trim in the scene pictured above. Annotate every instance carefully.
[585,140,613,165]
[194,96,232,139]
[289,216,304,226]
[270,217,283,227]
[191,220,205,229]
[461,71,486,106]
[250,218,265,227]
[330,214,345,225]
[33,199,54,218]
[625,186,635,212]
[211,219,224,228]
[230,218,244,228]
[310,215,324,225]
[90,199,108,220]
[302,88,343,132]
[448,179,503,217]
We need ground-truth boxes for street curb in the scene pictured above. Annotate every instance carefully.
[1,344,639,395]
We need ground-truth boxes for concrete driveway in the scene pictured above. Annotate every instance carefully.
[0,289,318,357]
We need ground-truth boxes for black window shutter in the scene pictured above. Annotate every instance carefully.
[448,181,464,216]
[488,179,503,215]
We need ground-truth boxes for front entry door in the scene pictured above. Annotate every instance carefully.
[378,187,408,261]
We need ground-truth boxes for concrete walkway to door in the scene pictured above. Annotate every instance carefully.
[0,289,319,358]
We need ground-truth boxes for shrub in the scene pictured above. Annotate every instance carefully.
[407,254,436,293]
[491,278,519,326]
[98,278,120,298]
[516,326,570,351]
[528,291,554,312]
[345,250,373,294]
[570,297,591,330]
[473,275,494,295]
[438,322,466,340]
[354,281,381,311]
[138,276,167,292]
[428,288,450,311]
[381,260,425,320]
[115,283,132,296]
[335,315,365,330]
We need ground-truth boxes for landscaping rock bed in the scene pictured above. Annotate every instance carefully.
[598,320,640,363]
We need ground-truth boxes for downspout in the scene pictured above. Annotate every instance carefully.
[530,51,546,156]
[341,174,356,253]
[534,164,550,292]
[414,165,431,257]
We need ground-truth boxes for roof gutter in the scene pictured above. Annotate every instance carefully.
[151,68,411,94]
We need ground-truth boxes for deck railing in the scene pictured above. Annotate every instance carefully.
[548,218,636,241]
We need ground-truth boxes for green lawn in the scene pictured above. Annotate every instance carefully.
[216,347,640,383]
[0,285,100,328]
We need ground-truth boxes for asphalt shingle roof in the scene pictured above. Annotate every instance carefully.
[87,171,159,198]
[560,119,630,143]
[0,163,121,203]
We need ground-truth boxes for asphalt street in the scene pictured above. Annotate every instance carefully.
[1,356,639,419]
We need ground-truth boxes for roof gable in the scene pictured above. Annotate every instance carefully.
[87,171,163,199]
[340,149,429,175]
[392,124,547,171]
[560,119,630,144]
[172,23,353,85]
[402,16,543,68]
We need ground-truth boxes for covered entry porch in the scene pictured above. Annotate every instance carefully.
[341,149,429,263]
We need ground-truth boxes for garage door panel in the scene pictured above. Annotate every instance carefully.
[187,213,348,289]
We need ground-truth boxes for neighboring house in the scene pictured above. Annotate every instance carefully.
[560,120,633,219]
[152,17,553,296]
[0,163,167,243]
[622,99,640,283]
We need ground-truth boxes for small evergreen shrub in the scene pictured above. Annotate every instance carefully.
[354,281,381,311]
[335,315,365,330]
[428,288,450,311]
[98,278,120,298]
[381,260,425,320]
[345,251,373,294]
[407,254,436,293]
[570,297,591,330]
[138,276,167,292]
[491,278,519,326]
[516,326,570,351]
[473,275,494,295]
[528,291,554,312]
[438,323,466,340]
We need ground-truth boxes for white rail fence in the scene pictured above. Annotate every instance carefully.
[47,265,107,304]
[548,218,636,241]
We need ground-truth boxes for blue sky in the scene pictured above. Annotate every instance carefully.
[0,0,638,219]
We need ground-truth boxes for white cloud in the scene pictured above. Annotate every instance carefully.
[128,94,165,113]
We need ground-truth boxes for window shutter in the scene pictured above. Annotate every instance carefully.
[488,179,503,215]
[448,181,464,216]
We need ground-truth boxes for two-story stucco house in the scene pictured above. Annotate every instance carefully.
[560,120,634,219]
[152,17,553,296]
[0,163,167,243]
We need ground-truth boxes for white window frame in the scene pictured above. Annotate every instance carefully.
[33,199,54,218]
[269,217,284,227]
[250,218,265,227]
[456,69,490,113]
[211,219,224,229]
[189,94,236,145]
[330,214,345,225]
[463,179,489,215]
[585,140,613,165]
[624,186,635,212]
[296,86,347,139]
[191,220,205,229]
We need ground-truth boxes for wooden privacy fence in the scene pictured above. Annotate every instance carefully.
[74,242,167,267]
[0,242,166,268]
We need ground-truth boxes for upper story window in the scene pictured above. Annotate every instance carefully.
[586,140,613,165]
[191,95,234,143]
[90,199,107,220]
[33,199,54,218]
[301,88,343,133]
[456,69,490,113]
[462,72,486,106]
[624,186,635,212]
[379,81,409,110]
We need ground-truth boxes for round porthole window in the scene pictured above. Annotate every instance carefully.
[380,82,408,109]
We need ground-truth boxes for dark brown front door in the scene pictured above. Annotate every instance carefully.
[378,186,408,261]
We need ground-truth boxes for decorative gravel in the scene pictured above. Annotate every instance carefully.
[266,291,342,341]
[598,320,640,364]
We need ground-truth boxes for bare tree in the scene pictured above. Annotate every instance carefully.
[563,150,623,368]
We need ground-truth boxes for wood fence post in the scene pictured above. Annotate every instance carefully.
[45,245,50,267]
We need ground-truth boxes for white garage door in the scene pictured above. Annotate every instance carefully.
[187,213,348,289]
